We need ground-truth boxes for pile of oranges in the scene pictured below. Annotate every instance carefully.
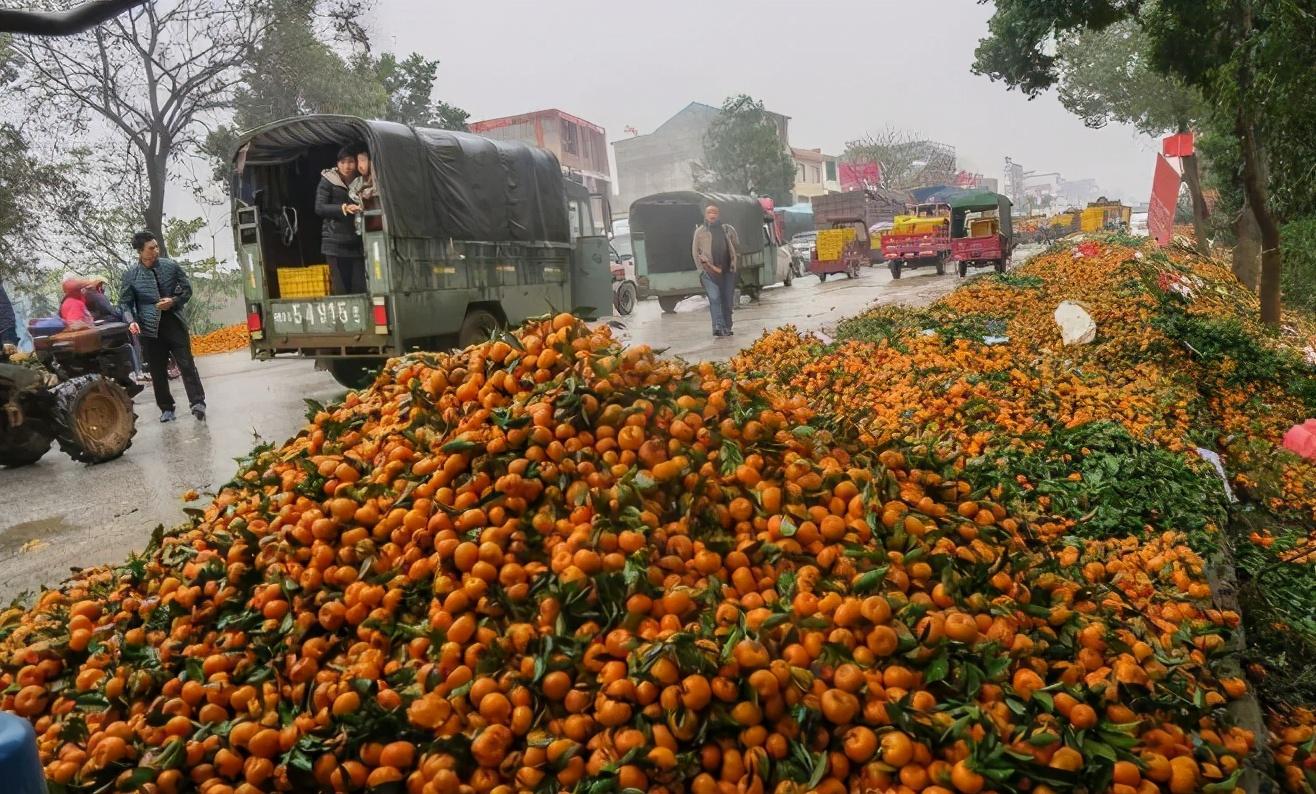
[0,307,1260,794]
[192,324,249,356]
[736,237,1316,791]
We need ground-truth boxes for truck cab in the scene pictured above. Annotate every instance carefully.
[230,115,612,387]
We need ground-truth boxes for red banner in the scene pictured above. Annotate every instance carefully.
[1148,154,1180,246]
[1162,131,1195,158]
[839,161,881,191]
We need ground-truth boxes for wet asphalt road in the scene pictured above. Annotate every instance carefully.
[0,257,1023,601]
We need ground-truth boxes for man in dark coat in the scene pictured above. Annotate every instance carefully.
[121,231,206,422]
[0,281,18,349]
[316,145,366,294]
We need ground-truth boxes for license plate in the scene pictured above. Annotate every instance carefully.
[269,299,367,334]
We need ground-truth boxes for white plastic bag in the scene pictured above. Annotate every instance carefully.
[1054,301,1096,345]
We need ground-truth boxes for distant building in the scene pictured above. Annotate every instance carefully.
[613,101,791,212]
[1057,178,1101,208]
[469,109,611,195]
[791,147,840,201]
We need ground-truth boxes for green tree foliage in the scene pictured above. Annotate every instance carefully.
[162,217,242,334]
[0,125,78,293]
[972,0,1314,325]
[369,52,469,130]
[1053,19,1206,136]
[695,95,795,205]
[205,0,467,178]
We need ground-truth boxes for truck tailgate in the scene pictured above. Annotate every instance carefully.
[267,296,372,335]
[952,235,1005,261]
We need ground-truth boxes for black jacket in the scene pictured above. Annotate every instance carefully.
[315,169,363,258]
[119,257,192,339]
[0,282,17,346]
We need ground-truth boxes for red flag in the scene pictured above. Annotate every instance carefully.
[1148,154,1180,246]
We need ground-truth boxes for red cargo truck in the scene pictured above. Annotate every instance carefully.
[878,202,952,279]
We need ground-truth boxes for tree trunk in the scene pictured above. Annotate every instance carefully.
[1233,200,1261,292]
[1237,120,1280,324]
[145,150,169,257]
[1181,151,1210,256]
[1234,0,1281,325]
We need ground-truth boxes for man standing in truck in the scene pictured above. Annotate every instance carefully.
[691,204,740,337]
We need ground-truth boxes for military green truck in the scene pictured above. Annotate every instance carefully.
[628,191,793,313]
[230,115,612,386]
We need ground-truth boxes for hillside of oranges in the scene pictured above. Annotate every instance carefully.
[2,236,1314,794]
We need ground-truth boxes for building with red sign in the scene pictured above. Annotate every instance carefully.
[468,109,611,195]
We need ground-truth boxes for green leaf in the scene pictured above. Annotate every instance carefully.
[778,516,798,537]
[926,650,949,683]
[117,768,156,791]
[441,438,478,453]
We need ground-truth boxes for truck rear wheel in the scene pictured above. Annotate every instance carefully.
[327,359,383,390]
[889,261,903,280]
[658,296,683,314]
[994,259,1007,273]
[458,309,502,348]
[958,261,969,277]
[53,375,136,464]
[0,423,53,467]
[935,255,947,276]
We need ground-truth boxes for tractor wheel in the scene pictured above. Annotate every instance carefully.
[958,261,969,278]
[458,309,502,348]
[817,272,828,283]
[994,259,1007,273]
[935,255,947,276]
[0,422,53,467]
[52,375,136,464]
[614,281,638,316]
[889,260,903,280]
[327,358,384,390]
[658,295,683,314]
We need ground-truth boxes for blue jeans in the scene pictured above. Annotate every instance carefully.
[700,269,735,334]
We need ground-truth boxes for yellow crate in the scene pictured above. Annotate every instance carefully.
[969,217,999,238]
[815,228,855,262]
[277,264,331,298]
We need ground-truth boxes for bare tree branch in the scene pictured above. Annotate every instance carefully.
[13,0,264,239]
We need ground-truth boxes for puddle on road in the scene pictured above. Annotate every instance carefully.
[0,515,76,556]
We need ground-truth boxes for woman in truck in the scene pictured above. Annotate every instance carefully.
[315,145,366,294]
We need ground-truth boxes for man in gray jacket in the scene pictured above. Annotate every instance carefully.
[691,204,740,337]
[121,231,206,422]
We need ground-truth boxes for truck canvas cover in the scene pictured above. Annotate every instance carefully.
[629,192,765,275]
[233,115,570,244]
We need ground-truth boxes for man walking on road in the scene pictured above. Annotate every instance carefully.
[692,204,740,337]
[121,231,206,422]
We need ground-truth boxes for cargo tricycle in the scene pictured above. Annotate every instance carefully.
[950,191,1014,277]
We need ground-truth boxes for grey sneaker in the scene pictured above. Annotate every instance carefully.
[160,409,176,422]
[190,402,206,421]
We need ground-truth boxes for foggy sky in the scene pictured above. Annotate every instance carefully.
[373,0,1160,205]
